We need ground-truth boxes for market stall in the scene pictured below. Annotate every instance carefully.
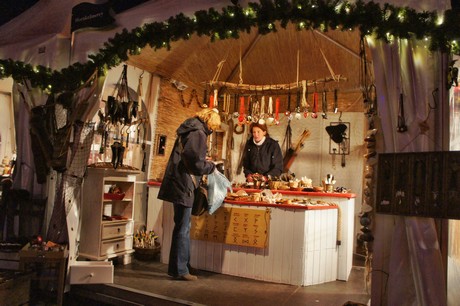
[148,181,355,286]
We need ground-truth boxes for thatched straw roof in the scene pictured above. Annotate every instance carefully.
[127,24,371,112]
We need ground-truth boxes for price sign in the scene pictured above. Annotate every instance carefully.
[191,207,270,248]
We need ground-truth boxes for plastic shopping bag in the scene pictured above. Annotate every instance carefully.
[207,169,232,215]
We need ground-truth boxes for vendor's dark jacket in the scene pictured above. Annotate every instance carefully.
[158,117,215,207]
[243,136,283,177]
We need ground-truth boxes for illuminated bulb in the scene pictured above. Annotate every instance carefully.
[335,3,343,13]
[436,15,444,26]
[229,12,234,17]
[299,22,305,28]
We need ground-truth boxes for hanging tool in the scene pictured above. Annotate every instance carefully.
[301,80,309,118]
[282,120,293,157]
[397,93,408,132]
[311,91,318,119]
[295,89,302,120]
[141,122,147,172]
[333,89,339,113]
[283,129,311,173]
[285,87,291,117]
[321,90,328,119]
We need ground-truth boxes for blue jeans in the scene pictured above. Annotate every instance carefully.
[168,203,192,277]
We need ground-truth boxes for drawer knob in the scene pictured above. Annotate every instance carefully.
[117,228,120,233]
[89,273,94,278]
[116,244,119,249]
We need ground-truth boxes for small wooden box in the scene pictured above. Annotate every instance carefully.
[69,261,114,284]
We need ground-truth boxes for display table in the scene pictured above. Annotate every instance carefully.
[147,182,355,286]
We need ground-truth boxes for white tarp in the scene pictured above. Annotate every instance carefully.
[0,0,81,68]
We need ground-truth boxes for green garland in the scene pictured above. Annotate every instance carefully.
[0,0,459,93]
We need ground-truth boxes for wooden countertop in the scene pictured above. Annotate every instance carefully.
[147,180,356,199]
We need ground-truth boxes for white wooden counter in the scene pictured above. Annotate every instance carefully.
[147,182,355,286]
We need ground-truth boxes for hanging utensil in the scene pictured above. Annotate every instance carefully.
[397,93,408,132]
[321,90,328,119]
[295,89,302,120]
[302,80,309,118]
[311,91,318,119]
[267,96,275,124]
[202,88,208,108]
[141,123,147,172]
[274,97,280,125]
[233,93,239,118]
[282,120,293,156]
[334,89,339,113]
[341,142,346,167]
[285,88,292,117]
[247,95,253,122]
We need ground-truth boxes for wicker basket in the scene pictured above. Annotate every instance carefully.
[133,246,161,261]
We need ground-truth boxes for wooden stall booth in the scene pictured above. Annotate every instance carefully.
[148,182,355,286]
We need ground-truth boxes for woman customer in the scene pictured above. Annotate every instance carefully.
[158,108,221,281]
[242,120,283,178]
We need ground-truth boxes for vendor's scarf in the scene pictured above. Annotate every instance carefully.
[253,136,266,146]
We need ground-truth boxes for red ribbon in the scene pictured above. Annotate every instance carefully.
[238,96,245,122]
[209,95,214,109]
[275,97,280,122]
[313,92,318,113]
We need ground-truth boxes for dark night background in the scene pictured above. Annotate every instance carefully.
[0,0,39,26]
[0,0,149,27]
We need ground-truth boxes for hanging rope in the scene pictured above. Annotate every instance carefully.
[296,49,300,86]
[239,41,244,85]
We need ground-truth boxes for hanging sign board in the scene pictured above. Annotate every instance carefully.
[191,207,270,248]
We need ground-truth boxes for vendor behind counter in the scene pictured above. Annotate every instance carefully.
[242,120,283,178]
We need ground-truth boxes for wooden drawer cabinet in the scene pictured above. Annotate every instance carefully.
[100,236,133,256]
[79,168,139,263]
[101,221,133,240]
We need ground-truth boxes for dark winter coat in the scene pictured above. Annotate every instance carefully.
[158,116,216,207]
[242,136,283,177]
